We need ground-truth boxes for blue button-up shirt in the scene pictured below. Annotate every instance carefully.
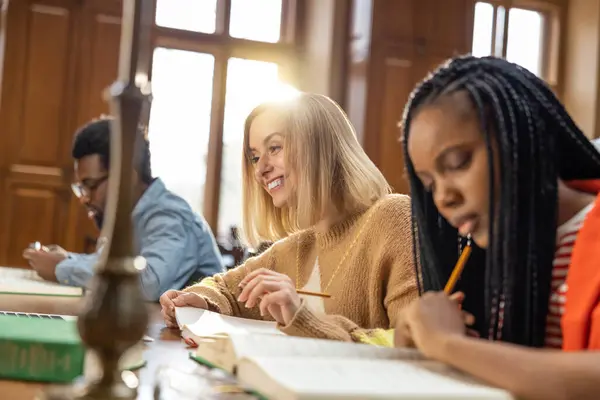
[55,178,225,301]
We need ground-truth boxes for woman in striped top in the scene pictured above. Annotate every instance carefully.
[396,56,600,400]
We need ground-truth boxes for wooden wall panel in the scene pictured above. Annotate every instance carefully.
[0,1,80,168]
[0,0,79,266]
[0,0,122,266]
[413,0,473,53]
[18,4,73,166]
[79,13,121,123]
[378,58,414,194]
[382,0,415,42]
[2,183,68,266]
[346,0,475,195]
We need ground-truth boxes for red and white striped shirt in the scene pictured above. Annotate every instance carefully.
[494,203,593,347]
[545,202,594,348]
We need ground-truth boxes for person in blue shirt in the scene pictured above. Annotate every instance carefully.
[22,117,225,301]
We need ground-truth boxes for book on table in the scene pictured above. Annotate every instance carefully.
[175,307,514,400]
[0,312,145,383]
[0,266,83,297]
[175,305,284,346]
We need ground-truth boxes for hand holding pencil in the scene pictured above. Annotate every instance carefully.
[394,235,476,354]
[237,268,303,326]
[444,233,473,295]
[394,291,478,357]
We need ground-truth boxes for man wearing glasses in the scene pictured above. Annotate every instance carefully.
[22,117,225,301]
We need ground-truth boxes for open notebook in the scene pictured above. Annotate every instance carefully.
[190,330,424,374]
[175,306,283,345]
[175,307,513,399]
[0,266,83,297]
[238,357,514,400]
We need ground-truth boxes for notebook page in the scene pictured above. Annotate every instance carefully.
[175,307,206,328]
[179,308,282,337]
[228,333,424,361]
[0,267,44,281]
[0,267,82,296]
[239,357,514,399]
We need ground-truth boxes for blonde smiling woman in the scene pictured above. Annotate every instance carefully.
[160,93,417,345]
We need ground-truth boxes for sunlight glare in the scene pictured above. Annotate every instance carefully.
[218,59,299,240]
[147,48,215,214]
[471,2,494,57]
[149,2,295,227]
[506,8,543,76]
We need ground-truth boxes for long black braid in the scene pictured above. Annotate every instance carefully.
[401,55,600,347]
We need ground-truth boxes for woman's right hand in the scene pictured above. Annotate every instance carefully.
[159,290,209,328]
[395,291,475,348]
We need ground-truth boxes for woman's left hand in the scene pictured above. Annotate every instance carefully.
[237,268,301,325]
[396,291,467,358]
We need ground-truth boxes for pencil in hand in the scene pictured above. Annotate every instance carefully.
[296,289,332,298]
[444,234,472,294]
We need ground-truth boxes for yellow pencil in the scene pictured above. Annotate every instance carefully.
[444,240,472,294]
[297,289,332,298]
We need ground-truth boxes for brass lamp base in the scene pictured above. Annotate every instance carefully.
[40,0,155,398]
[39,379,135,400]
[39,265,148,400]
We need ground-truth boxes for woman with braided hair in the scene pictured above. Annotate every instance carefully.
[395,55,600,399]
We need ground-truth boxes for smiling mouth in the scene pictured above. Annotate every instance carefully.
[267,177,284,191]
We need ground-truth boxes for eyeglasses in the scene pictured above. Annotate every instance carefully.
[71,176,108,199]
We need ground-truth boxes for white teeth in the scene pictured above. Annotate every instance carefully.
[268,178,283,190]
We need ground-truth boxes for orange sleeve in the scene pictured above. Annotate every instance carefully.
[562,193,600,351]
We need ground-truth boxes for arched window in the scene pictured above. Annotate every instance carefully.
[148,0,300,242]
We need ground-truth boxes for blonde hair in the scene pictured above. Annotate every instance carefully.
[241,93,391,248]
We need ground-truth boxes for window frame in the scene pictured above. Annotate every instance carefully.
[474,0,562,92]
[147,0,302,236]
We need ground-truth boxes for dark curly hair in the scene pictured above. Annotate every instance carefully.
[71,117,153,184]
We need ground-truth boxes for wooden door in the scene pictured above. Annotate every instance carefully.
[0,0,121,267]
[346,0,474,195]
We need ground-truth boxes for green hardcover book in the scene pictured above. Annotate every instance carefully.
[0,314,85,382]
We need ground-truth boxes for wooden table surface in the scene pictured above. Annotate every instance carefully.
[0,294,257,400]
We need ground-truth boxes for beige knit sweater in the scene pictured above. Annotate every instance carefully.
[184,194,417,344]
